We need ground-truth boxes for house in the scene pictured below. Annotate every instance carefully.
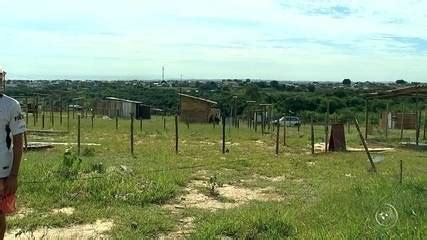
[97,97,152,119]
[179,93,220,123]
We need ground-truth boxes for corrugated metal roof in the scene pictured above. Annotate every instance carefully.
[105,97,142,104]
[178,93,217,104]
[367,85,427,98]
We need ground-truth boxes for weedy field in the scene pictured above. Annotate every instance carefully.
[5,114,426,239]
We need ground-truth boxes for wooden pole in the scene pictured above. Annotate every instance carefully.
[385,103,389,140]
[399,160,403,184]
[163,118,166,130]
[67,105,70,132]
[311,117,315,154]
[283,114,286,146]
[116,109,119,130]
[400,104,405,142]
[77,114,81,157]
[423,108,426,140]
[130,113,134,155]
[222,115,226,154]
[275,118,280,155]
[50,100,54,127]
[24,132,28,151]
[35,96,39,124]
[354,116,377,173]
[59,98,63,125]
[325,101,330,152]
[415,90,419,146]
[261,106,266,135]
[140,118,143,132]
[254,112,258,132]
[33,98,36,126]
[25,97,28,124]
[175,114,179,154]
[91,109,94,129]
[365,99,369,139]
[42,112,45,129]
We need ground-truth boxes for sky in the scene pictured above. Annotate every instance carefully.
[0,0,426,82]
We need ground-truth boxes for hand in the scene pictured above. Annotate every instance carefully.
[5,175,18,195]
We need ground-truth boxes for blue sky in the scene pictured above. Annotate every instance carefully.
[0,0,426,81]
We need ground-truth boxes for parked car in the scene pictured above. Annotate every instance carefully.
[272,116,301,127]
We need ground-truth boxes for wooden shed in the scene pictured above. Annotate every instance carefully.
[179,93,220,123]
[97,97,152,119]
[380,112,417,129]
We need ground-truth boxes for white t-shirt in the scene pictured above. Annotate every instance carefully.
[0,94,26,178]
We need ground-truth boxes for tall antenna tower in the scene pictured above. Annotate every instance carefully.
[162,66,165,81]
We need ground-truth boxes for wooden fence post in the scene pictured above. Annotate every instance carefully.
[354,116,377,173]
[91,109,94,129]
[130,113,134,155]
[222,115,226,154]
[423,108,426,140]
[24,132,28,151]
[25,97,28,125]
[283,114,287,146]
[116,109,119,130]
[42,112,45,129]
[59,98,63,125]
[164,118,166,130]
[50,100,54,127]
[275,119,280,155]
[385,103,389,140]
[140,118,143,132]
[175,114,179,154]
[67,105,70,132]
[77,114,81,157]
[399,160,403,184]
[325,101,330,152]
[311,117,315,154]
[400,104,405,142]
[365,99,369,139]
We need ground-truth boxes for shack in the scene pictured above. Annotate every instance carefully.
[179,93,220,123]
[380,112,417,129]
[98,97,152,119]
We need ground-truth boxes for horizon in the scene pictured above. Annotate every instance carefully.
[1,0,427,82]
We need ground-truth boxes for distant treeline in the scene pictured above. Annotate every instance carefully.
[7,80,425,122]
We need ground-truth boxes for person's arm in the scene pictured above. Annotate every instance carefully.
[5,133,23,195]
[5,101,26,195]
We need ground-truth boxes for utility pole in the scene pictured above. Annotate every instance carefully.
[162,66,165,81]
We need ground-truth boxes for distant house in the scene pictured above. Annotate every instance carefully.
[179,93,220,123]
[97,97,152,119]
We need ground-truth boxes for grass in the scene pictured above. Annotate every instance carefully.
[8,114,427,239]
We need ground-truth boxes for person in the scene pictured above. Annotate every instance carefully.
[0,69,26,239]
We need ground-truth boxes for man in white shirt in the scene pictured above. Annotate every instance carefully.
[0,69,26,239]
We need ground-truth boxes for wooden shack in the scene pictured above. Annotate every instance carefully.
[179,93,220,123]
[381,112,417,129]
[97,97,152,119]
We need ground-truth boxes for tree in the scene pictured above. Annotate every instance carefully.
[396,79,407,84]
[342,79,351,85]
[245,84,261,100]
[270,80,279,89]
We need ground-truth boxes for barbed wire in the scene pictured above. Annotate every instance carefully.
[18,158,250,184]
